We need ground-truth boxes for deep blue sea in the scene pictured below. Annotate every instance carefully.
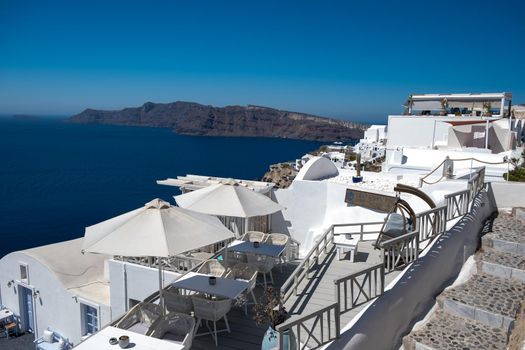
[0,118,324,258]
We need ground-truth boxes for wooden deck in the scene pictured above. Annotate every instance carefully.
[191,243,401,350]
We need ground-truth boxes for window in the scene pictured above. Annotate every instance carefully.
[81,304,98,336]
[19,263,29,284]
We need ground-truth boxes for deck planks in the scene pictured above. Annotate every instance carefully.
[190,243,401,350]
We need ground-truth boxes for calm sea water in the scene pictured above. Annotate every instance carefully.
[0,118,324,258]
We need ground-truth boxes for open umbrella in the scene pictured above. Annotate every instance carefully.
[174,183,284,234]
[82,198,235,312]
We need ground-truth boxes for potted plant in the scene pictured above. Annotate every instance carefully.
[254,287,297,350]
[440,98,448,116]
[352,153,363,183]
[483,102,492,116]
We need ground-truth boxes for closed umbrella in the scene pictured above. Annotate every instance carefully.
[82,198,235,313]
[174,183,285,233]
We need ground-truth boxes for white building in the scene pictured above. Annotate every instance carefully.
[0,239,111,345]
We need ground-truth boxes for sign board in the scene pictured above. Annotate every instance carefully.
[345,188,397,212]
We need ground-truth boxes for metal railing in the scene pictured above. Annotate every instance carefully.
[378,231,419,273]
[444,189,470,220]
[416,205,447,244]
[280,222,383,303]
[276,302,340,350]
[334,263,384,314]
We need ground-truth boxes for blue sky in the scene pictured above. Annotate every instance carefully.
[0,0,524,123]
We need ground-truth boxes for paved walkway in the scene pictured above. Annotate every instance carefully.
[403,211,525,350]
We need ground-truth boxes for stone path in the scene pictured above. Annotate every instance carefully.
[403,210,525,350]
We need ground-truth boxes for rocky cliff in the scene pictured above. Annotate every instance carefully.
[69,101,367,141]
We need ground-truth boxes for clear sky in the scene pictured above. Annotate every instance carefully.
[1,0,524,123]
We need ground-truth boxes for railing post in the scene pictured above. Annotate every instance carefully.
[335,304,341,339]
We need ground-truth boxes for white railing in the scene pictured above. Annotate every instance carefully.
[444,189,470,220]
[280,222,383,303]
[416,205,447,244]
[334,263,384,315]
[276,302,340,350]
[378,231,419,273]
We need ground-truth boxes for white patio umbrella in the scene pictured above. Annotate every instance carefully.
[82,198,235,313]
[174,183,285,234]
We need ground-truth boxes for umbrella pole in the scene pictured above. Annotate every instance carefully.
[158,257,165,316]
[244,217,249,235]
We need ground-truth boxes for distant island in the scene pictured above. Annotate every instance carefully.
[68,101,367,141]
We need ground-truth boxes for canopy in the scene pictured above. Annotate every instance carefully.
[174,183,284,218]
[82,198,235,257]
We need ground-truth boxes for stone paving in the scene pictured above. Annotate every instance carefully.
[405,310,507,350]
[489,212,525,244]
[404,211,525,350]
[479,249,525,271]
[438,273,525,320]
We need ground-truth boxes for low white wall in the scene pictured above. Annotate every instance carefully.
[0,252,111,346]
[489,181,525,208]
[327,191,495,350]
[108,260,181,318]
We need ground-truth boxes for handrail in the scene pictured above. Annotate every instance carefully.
[334,263,384,314]
[280,225,335,303]
[419,158,499,187]
[444,189,470,220]
[280,221,384,303]
[276,302,340,350]
[415,205,447,244]
[378,230,419,273]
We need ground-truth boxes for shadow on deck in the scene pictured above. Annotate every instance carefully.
[191,243,392,350]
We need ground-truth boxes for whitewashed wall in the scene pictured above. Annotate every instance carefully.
[108,259,181,318]
[0,252,111,346]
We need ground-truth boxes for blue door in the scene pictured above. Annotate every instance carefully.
[19,286,34,332]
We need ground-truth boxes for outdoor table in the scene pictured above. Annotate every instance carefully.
[227,240,285,257]
[73,326,184,350]
[171,272,248,299]
[333,234,357,262]
[0,309,14,324]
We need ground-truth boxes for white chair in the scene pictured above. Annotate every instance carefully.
[164,289,193,314]
[225,263,258,314]
[240,231,266,243]
[265,233,290,264]
[147,312,196,349]
[196,259,227,277]
[114,302,162,335]
[247,253,275,287]
[34,328,72,350]
[192,295,232,346]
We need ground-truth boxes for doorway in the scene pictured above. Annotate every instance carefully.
[18,285,34,333]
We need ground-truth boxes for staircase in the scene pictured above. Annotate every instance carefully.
[403,210,525,350]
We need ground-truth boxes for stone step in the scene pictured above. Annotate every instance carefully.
[437,274,525,332]
[482,212,525,255]
[478,248,525,283]
[403,309,508,350]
